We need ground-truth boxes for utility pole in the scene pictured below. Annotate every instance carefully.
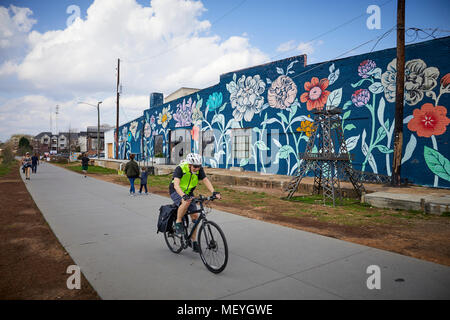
[97,101,102,158]
[391,0,405,186]
[116,58,120,159]
[55,105,59,153]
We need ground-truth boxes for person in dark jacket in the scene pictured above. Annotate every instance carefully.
[31,153,39,173]
[81,153,89,177]
[139,166,149,195]
[124,154,140,196]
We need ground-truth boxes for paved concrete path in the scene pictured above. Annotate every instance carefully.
[20,162,450,300]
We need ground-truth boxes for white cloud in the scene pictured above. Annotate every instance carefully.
[0,0,270,141]
[276,39,324,57]
[276,40,297,53]
[0,4,36,61]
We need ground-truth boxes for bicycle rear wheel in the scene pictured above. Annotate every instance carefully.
[198,221,228,273]
[164,217,185,253]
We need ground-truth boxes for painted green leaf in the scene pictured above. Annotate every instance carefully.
[375,125,386,143]
[240,158,249,167]
[326,88,342,108]
[255,140,269,151]
[351,79,367,88]
[424,146,450,181]
[278,145,295,159]
[343,110,351,120]
[277,112,288,125]
[342,100,353,110]
[344,124,356,131]
[368,82,384,94]
[374,145,393,154]
[218,102,227,112]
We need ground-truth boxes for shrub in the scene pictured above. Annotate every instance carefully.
[2,146,14,164]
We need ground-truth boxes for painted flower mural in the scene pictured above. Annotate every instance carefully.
[130,121,138,138]
[407,103,450,138]
[358,60,377,78]
[226,74,266,122]
[191,125,199,141]
[150,114,156,130]
[121,126,128,142]
[440,73,450,94]
[267,75,297,109]
[191,100,203,126]
[206,92,223,112]
[300,77,331,111]
[296,117,314,137]
[351,89,371,107]
[381,58,440,105]
[174,98,195,127]
[144,122,151,138]
[157,106,172,128]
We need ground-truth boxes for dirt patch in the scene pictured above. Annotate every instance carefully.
[0,162,100,300]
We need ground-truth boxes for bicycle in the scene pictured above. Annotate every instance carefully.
[163,194,229,274]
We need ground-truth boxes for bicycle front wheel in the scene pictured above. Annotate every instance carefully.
[198,221,228,273]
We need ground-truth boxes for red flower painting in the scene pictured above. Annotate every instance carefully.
[300,77,330,111]
[407,103,450,137]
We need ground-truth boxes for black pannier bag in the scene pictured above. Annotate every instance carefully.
[157,204,178,234]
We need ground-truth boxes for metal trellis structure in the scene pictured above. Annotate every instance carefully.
[285,108,366,206]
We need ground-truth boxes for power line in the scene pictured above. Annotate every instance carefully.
[405,27,450,43]
[370,25,397,52]
[288,25,397,82]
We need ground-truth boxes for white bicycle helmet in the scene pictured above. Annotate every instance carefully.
[186,153,202,165]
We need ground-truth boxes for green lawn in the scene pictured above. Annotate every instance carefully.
[65,164,118,175]
[56,161,447,228]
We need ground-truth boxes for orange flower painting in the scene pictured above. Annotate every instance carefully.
[300,77,330,111]
[407,103,450,137]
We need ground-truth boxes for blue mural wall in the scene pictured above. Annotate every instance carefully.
[117,36,450,189]
[118,115,144,161]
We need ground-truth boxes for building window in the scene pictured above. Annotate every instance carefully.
[201,130,215,158]
[154,134,163,156]
[232,128,252,159]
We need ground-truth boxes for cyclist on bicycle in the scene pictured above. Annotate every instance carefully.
[169,153,221,252]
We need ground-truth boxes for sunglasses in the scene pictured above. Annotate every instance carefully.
[192,165,201,169]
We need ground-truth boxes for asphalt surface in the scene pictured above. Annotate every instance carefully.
[20,162,450,300]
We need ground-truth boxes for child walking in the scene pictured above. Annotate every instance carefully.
[139,166,149,195]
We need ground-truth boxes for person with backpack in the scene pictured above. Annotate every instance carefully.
[139,166,149,195]
[169,153,221,252]
[124,154,140,196]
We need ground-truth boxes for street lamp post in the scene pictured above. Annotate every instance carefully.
[78,101,102,159]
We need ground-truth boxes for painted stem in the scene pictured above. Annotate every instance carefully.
[431,135,438,187]
[362,102,376,171]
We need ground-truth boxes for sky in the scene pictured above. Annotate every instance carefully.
[0,0,449,142]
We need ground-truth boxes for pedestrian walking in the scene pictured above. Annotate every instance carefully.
[22,152,32,180]
[124,154,140,196]
[81,153,89,177]
[139,166,149,195]
[31,153,39,173]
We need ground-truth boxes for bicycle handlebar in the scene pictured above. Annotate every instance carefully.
[189,194,219,203]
